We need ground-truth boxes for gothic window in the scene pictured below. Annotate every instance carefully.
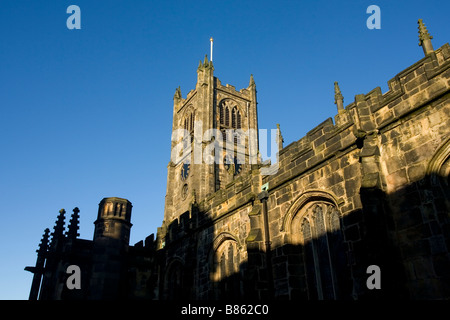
[296,202,344,300]
[220,103,224,125]
[219,100,242,139]
[225,106,230,127]
[166,261,183,300]
[219,101,244,174]
[183,109,195,144]
[231,106,241,130]
[183,111,195,133]
[211,239,241,299]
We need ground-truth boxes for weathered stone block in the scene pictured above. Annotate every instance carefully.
[386,169,408,188]
[361,172,381,189]
[407,163,427,182]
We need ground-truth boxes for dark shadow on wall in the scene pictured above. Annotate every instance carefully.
[151,171,449,301]
[31,170,450,300]
[242,200,408,301]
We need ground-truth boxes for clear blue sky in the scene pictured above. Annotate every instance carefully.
[0,0,448,299]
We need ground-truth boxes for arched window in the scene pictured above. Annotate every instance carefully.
[219,100,242,141]
[219,99,242,149]
[294,201,345,300]
[183,109,195,144]
[210,236,241,299]
[427,138,450,189]
[183,111,195,133]
[232,106,241,129]
[165,260,183,300]
[219,104,230,127]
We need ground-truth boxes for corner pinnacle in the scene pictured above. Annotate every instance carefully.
[249,74,255,87]
[174,86,182,100]
[334,81,344,113]
[418,19,434,55]
[418,19,433,44]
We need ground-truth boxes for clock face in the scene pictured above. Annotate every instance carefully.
[235,161,242,175]
[180,162,190,180]
[224,154,242,176]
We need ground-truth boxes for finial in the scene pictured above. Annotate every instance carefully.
[334,81,344,113]
[249,74,255,87]
[418,19,434,55]
[37,228,50,254]
[50,209,66,247]
[198,54,213,70]
[276,123,284,151]
[174,86,182,100]
[66,207,80,240]
[197,53,214,74]
[53,209,66,234]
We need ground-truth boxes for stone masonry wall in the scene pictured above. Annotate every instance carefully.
[154,43,449,300]
[250,43,450,299]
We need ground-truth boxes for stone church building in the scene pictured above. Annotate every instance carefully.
[26,20,450,300]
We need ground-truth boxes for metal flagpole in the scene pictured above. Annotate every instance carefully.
[210,37,213,62]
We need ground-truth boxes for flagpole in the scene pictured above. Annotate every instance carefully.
[210,37,213,62]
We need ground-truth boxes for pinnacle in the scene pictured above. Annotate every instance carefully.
[334,82,343,103]
[37,228,50,253]
[66,207,80,239]
[174,86,182,100]
[417,19,434,55]
[197,55,213,70]
[418,19,433,43]
[249,74,255,87]
[334,81,345,113]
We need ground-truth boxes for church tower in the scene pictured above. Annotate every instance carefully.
[162,55,259,227]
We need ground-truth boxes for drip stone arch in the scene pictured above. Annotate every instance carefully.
[426,137,450,187]
[164,257,184,300]
[280,190,341,241]
[208,232,241,282]
[181,104,195,133]
[211,231,241,252]
[218,98,244,129]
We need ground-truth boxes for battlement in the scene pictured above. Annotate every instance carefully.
[265,42,450,192]
[215,78,253,99]
[162,41,450,246]
[133,233,157,251]
[174,75,254,114]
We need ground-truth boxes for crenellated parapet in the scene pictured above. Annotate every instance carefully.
[265,37,449,195]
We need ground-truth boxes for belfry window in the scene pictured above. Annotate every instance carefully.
[183,111,195,144]
[184,112,194,133]
[219,101,241,142]
[220,104,241,130]
[231,106,241,129]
